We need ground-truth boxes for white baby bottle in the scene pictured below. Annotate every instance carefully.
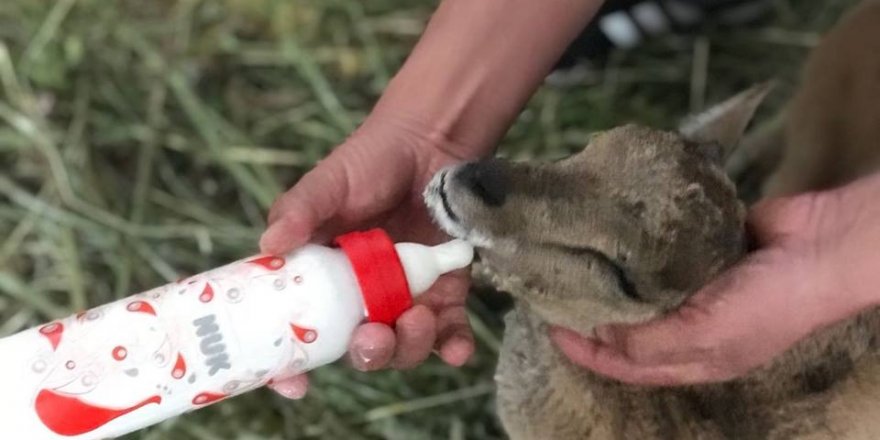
[0,229,473,440]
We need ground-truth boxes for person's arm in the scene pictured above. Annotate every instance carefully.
[263,0,604,399]
[263,0,604,254]
[364,0,604,157]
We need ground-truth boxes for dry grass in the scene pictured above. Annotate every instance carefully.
[0,0,858,438]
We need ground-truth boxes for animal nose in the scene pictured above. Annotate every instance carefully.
[456,159,509,207]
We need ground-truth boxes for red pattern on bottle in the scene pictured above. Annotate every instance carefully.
[112,346,128,361]
[126,300,156,316]
[38,322,64,351]
[290,323,318,344]
[35,389,161,436]
[191,392,227,406]
[247,255,285,271]
[199,283,214,303]
[172,353,187,379]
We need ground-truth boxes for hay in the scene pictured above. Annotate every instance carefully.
[0,0,857,438]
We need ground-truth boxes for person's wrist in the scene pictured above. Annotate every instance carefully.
[353,108,492,162]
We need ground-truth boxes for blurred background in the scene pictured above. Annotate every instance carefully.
[0,0,859,438]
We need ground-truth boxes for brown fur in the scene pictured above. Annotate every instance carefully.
[764,0,880,197]
[425,2,880,439]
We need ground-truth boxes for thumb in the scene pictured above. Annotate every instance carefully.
[747,192,822,247]
[260,160,349,255]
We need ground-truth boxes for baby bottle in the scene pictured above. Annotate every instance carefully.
[0,229,473,440]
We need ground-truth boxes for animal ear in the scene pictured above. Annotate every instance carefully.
[679,82,773,163]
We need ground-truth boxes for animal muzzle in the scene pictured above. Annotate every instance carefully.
[423,159,510,248]
[454,159,510,207]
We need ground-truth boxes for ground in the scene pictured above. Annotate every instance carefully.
[0,0,858,439]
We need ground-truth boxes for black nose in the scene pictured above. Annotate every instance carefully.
[456,159,509,207]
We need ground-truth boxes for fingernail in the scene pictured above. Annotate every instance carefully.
[259,225,280,253]
[272,381,306,400]
[352,345,380,371]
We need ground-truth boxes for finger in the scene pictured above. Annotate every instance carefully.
[436,305,474,367]
[549,327,729,385]
[418,270,470,311]
[348,323,396,372]
[260,162,349,255]
[391,305,437,369]
[748,193,821,246]
[268,374,309,399]
[582,306,718,367]
[418,272,474,366]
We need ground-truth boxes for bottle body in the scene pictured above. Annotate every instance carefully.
[0,244,365,440]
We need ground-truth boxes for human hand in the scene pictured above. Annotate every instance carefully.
[255,0,609,398]
[550,175,880,386]
[260,116,482,399]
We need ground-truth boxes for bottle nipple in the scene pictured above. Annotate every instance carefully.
[394,240,474,295]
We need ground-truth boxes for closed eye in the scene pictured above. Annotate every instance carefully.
[547,243,642,302]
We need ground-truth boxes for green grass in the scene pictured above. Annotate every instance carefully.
[0,0,858,438]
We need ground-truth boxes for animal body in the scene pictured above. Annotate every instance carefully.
[424,2,880,438]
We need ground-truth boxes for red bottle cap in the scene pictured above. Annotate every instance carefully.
[334,229,413,326]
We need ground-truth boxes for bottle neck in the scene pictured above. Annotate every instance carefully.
[334,229,413,327]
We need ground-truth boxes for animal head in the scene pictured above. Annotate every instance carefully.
[425,85,769,333]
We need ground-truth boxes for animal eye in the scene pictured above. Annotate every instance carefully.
[551,243,642,302]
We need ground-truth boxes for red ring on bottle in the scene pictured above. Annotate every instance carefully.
[335,229,413,327]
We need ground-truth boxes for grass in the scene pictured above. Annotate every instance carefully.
[0,0,858,438]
